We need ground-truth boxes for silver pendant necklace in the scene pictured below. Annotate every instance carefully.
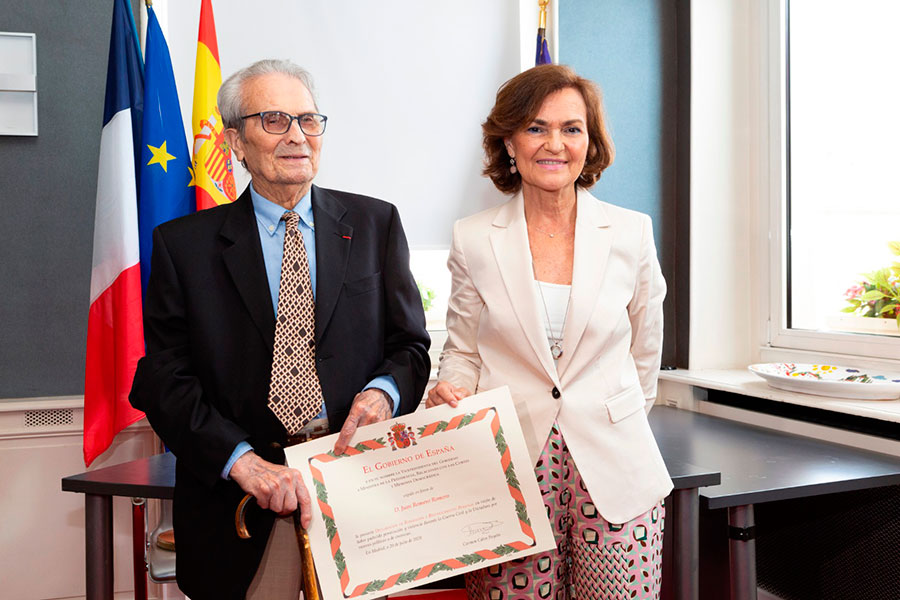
[533,225,561,238]
[531,224,572,239]
[534,275,571,360]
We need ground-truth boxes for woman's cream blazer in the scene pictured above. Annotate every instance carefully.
[438,189,673,524]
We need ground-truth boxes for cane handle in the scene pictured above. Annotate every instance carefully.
[235,493,254,539]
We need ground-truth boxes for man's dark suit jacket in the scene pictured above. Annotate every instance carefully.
[130,185,430,599]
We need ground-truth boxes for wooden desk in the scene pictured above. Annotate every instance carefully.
[649,406,900,600]
[61,433,718,600]
[648,411,721,600]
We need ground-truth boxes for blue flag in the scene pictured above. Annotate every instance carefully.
[536,29,552,65]
[139,6,195,296]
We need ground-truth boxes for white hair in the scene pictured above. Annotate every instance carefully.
[218,59,318,132]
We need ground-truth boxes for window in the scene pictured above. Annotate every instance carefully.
[767,0,900,361]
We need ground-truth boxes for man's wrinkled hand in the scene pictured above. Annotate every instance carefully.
[333,388,393,455]
[229,451,312,528]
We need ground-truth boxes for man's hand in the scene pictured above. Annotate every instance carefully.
[425,380,471,409]
[333,388,393,455]
[229,451,312,528]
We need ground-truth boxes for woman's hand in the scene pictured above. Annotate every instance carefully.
[426,380,472,408]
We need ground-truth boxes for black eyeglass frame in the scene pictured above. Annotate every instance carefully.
[240,111,328,136]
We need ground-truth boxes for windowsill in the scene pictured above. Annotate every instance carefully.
[659,368,900,424]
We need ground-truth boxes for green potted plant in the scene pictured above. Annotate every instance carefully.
[418,282,436,313]
[839,241,900,333]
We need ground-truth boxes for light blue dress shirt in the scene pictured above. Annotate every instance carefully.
[221,184,400,478]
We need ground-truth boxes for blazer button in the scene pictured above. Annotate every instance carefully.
[551,387,561,399]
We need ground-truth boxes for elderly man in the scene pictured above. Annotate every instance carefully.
[130,59,430,600]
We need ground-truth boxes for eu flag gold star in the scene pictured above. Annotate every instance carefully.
[147,141,176,172]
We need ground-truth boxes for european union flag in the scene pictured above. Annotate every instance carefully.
[139,5,194,296]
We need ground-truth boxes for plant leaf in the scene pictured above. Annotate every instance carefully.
[861,290,887,301]
[877,303,899,316]
[871,269,891,289]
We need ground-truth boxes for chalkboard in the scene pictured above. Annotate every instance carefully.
[0,1,111,398]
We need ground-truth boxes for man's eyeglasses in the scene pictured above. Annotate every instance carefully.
[240,111,328,136]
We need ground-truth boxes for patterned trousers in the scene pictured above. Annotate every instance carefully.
[464,423,665,600]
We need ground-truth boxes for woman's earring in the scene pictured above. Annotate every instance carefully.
[509,157,517,174]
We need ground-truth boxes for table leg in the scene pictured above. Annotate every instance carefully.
[85,493,114,600]
[727,504,757,600]
[671,488,699,600]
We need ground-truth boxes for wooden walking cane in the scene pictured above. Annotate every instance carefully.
[236,493,322,599]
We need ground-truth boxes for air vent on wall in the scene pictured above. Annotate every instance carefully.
[24,408,74,428]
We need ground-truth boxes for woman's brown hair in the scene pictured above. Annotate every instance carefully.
[482,64,614,194]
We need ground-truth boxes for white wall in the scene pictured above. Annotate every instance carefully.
[160,0,773,367]
[161,0,525,249]
[689,0,760,369]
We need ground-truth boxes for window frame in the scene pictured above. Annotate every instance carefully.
[762,0,900,364]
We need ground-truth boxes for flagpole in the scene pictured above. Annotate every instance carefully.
[140,0,170,52]
[538,0,549,30]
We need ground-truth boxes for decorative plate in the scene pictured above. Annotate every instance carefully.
[748,363,900,400]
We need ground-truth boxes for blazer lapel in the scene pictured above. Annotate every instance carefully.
[310,185,353,341]
[220,188,276,351]
[557,189,612,377]
[489,194,559,384]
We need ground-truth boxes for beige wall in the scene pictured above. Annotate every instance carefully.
[0,398,171,599]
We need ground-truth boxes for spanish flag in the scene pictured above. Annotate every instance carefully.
[192,0,236,209]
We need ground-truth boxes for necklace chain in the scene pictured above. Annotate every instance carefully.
[530,223,572,239]
[534,276,571,360]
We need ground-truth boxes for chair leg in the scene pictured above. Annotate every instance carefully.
[132,497,148,600]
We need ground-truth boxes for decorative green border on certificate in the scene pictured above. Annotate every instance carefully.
[308,406,536,598]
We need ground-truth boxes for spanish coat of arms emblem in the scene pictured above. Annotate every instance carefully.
[387,422,417,451]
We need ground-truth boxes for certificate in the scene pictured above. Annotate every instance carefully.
[285,386,555,599]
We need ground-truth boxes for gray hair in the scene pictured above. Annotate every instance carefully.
[218,59,318,132]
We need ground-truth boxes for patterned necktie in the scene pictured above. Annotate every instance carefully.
[267,211,323,435]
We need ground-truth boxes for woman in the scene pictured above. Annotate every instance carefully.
[428,65,672,599]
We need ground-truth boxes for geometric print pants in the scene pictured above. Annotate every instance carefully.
[464,422,665,600]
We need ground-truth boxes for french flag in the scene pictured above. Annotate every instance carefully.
[83,0,146,466]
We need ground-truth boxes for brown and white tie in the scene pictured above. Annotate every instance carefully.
[267,211,323,435]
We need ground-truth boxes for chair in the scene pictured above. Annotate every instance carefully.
[131,497,176,600]
[147,499,176,584]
